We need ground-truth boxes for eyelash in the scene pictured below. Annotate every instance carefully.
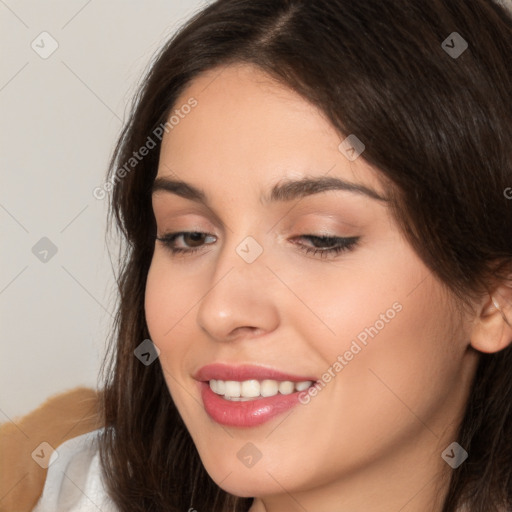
[155,232,360,259]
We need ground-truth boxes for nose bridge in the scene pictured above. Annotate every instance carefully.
[212,211,269,284]
[195,228,279,341]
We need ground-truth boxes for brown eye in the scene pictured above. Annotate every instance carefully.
[183,232,208,247]
[155,231,217,255]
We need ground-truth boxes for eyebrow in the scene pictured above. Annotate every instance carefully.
[151,174,388,204]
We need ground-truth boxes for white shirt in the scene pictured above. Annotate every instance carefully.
[32,428,119,512]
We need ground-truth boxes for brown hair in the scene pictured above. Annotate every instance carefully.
[98,1,512,510]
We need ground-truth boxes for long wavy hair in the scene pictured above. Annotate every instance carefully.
[97,1,512,510]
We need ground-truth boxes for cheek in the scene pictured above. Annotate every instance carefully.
[144,256,192,355]
[281,237,427,370]
[324,276,463,446]
[303,245,464,445]
[144,259,169,341]
[144,257,196,411]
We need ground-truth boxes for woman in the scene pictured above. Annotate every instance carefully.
[28,0,512,511]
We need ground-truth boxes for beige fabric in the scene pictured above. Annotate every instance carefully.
[0,387,103,512]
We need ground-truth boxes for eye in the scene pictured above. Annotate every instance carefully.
[156,232,216,255]
[292,235,360,258]
[155,232,360,259]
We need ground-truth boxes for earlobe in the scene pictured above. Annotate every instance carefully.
[470,293,512,354]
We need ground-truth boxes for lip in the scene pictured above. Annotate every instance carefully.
[194,363,318,428]
[194,363,317,383]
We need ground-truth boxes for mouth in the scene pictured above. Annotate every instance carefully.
[208,378,314,401]
[194,363,319,427]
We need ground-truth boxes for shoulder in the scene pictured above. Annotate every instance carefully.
[31,427,118,512]
[0,386,104,512]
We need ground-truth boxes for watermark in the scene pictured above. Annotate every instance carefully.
[93,97,198,200]
[237,442,263,468]
[31,31,59,59]
[338,134,365,161]
[298,301,403,405]
[441,442,468,469]
[134,338,160,366]
[236,236,263,263]
[31,236,58,263]
[504,187,512,200]
[31,442,59,469]
[441,32,468,59]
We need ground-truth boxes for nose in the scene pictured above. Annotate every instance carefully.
[196,236,280,343]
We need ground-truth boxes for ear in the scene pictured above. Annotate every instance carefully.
[470,284,512,354]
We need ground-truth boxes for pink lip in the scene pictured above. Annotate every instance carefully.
[194,363,318,428]
[194,363,317,383]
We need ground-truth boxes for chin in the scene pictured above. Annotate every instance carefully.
[202,462,282,498]
[213,478,269,499]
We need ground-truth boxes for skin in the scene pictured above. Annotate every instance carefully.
[145,63,512,512]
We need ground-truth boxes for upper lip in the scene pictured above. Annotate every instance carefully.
[194,363,318,383]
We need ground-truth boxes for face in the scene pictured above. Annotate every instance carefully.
[145,64,478,505]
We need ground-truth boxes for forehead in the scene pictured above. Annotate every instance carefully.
[156,63,386,200]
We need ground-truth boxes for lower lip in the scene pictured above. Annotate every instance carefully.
[199,381,307,427]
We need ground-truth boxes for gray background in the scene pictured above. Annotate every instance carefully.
[0,0,210,421]
[1,0,511,421]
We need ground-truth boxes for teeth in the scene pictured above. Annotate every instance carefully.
[209,379,314,400]
[216,379,226,395]
[261,379,278,397]
[241,380,260,397]
[295,381,311,391]
[278,381,294,395]
[224,380,241,397]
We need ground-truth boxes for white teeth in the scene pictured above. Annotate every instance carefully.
[241,380,260,397]
[209,379,314,400]
[210,379,219,393]
[224,380,241,398]
[295,381,311,391]
[278,381,295,395]
[260,379,279,397]
[216,379,226,395]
